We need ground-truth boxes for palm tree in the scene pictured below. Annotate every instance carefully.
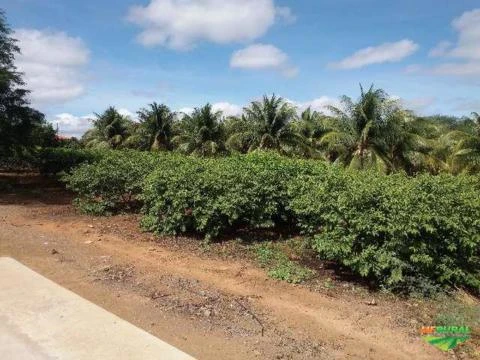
[321,85,411,172]
[471,111,480,135]
[121,122,150,150]
[451,112,480,174]
[227,95,300,154]
[224,114,256,154]
[135,102,174,151]
[291,107,330,158]
[399,116,462,174]
[172,104,226,156]
[82,107,131,149]
[377,111,450,174]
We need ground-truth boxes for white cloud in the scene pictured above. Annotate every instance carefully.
[452,98,480,113]
[449,9,480,60]
[177,95,340,119]
[404,64,423,74]
[176,103,241,117]
[430,62,480,77]
[399,97,436,114]
[127,0,293,50]
[212,102,242,117]
[428,9,480,62]
[118,108,137,120]
[177,107,195,116]
[14,29,90,104]
[230,44,298,77]
[50,113,93,138]
[275,6,296,24]
[429,41,452,57]
[330,39,419,70]
[292,96,340,115]
[425,9,480,78]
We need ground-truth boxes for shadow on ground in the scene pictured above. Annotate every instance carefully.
[0,172,73,206]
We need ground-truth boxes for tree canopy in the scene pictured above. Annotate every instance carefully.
[0,10,55,157]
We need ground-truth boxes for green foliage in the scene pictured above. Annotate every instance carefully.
[63,150,161,214]
[288,169,480,293]
[0,10,56,157]
[36,148,103,174]
[320,85,429,173]
[72,198,110,216]
[172,104,226,156]
[62,148,480,294]
[81,107,133,149]
[136,102,175,151]
[255,242,314,284]
[141,151,313,239]
[226,95,302,155]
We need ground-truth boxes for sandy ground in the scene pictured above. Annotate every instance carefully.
[0,174,450,360]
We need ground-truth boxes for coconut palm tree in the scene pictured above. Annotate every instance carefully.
[471,111,480,134]
[134,102,174,151]
[82,107,131,149]
[121,122,150,150]
[451,112,480,174]
[375,110,448,174]
[291,107,330,158]
[397,116,466,174]
[172,103,226,156]
[321,85,412,172]
[227,95,300,154]
[224,114,256,154]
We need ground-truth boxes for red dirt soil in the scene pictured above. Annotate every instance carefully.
[0,174,450,359]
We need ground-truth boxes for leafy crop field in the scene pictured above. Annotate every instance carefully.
[56,148,480,296]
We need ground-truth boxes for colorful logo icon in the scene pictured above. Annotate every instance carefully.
[420,326,471,351]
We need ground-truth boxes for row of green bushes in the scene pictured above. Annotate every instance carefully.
[35,148,104,174]
[63,150,162,214]
[60,150,480,294]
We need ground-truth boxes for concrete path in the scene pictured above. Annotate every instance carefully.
[0,257,195,360]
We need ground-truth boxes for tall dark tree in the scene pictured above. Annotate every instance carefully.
[0,10,55,157]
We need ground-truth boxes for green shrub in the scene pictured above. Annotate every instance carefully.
[72,198,110,216]
[62,148,480,294]
[140,152,318,239]
[36,148,104,174]
[63,150,161,214]
[255,242,314,284]
[288,170,480,294]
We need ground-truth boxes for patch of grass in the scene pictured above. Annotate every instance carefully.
[323,278,335,289]
[254,242,315,284]
[434,292,480,358]
[73,198,111,216]
[435,295,480,327]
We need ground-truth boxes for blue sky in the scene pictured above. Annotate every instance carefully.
[2,0,480,136]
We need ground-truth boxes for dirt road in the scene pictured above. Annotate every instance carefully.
[0,176,447,359]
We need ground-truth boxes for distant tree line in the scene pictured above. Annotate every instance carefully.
[1,9,479,175]
[80,90,480,175]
